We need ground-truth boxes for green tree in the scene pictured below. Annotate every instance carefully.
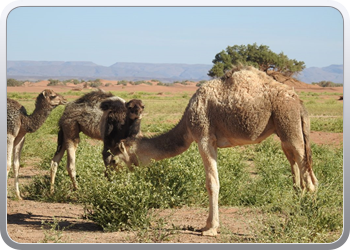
[208,43,305,78]
[47,79,61,86]
[7,78,25,86]
[90,79,102,87]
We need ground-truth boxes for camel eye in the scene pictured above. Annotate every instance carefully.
[49,96,56,100]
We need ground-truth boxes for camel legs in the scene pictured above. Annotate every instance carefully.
[281,140,318,192]
[50,125,80,192]
[281,143,302,189]
[198,138,220,236]
[50,144,66,194]
[7,134,15,198]
[7,135,14,180]
[7,134,25,200]
[102,147,113,174]
[66,139,80,191]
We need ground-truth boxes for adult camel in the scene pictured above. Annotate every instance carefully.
[111,65,318,236]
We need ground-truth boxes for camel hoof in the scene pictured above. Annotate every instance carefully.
[200,228,217,236]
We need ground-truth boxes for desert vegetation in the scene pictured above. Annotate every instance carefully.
[208,43,305,78]
[7,78,26,86]
[7,87,343,243]
[311,81,343,87]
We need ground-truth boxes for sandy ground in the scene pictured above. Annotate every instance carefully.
[5,79,343,244]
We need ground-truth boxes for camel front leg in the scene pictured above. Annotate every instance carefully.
[102,146,113,176]
[7,134,15,197]
[13,136,25,200]
[198,139,220,236]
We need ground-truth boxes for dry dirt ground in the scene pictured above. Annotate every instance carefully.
[5,79,343,244]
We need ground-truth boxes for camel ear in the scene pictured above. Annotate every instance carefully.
[42,90,47,98]
[119,140,127,153]
[126,100,134,108]
[42,89,54,98]
[140,101,145,109]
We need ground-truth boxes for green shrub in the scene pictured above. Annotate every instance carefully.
[117,80,128,86]
[74,144,206,231]
[89,79,102,88]
[7,78,25,86]
[47,79,62,86]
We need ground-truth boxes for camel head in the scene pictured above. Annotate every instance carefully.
[38,89,67,108]
[112,138,140,168]
[126,99,144,120]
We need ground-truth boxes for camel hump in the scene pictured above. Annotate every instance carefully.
[74,89,115,106]
[100,98,126,112]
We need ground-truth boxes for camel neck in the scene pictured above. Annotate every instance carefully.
[23,102,53,133]
[137,115,193,164]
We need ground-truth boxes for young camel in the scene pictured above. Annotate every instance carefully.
[100,98,144,170]
[7,89,67,199]
[113,65,318,236]
[50,89,143,192]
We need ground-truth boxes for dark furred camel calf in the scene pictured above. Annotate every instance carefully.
[100,98,144,170]
[50,89,144,192]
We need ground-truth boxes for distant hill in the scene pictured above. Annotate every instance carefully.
[7,61,343,84]
[296,64,343,84]
[7,61,212,82]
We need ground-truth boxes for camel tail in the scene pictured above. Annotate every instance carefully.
[300,102,313,171]
[54,127,64,156]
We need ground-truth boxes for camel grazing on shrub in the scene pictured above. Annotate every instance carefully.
[50,89,143,192]
[7,89,67,199]
[100,98,144,170]
[112,65,318,236]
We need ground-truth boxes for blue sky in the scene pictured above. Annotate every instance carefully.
[7,6,343,68]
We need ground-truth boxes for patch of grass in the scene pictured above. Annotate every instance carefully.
[310,117,343,133]
[7,92,36,100]
[303,97,343,117]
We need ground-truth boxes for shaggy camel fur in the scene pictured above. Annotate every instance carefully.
[50,89,143,192]
[7,90,67,199]
[113,65,318,236]
[100,98,144,169]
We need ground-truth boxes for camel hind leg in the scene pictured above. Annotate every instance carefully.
[276,110,318,192]
[281,141,304,190]
[50,128,67,194]
[65,137,80,191]
[50,143,66,194]
[281,140,317,192]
